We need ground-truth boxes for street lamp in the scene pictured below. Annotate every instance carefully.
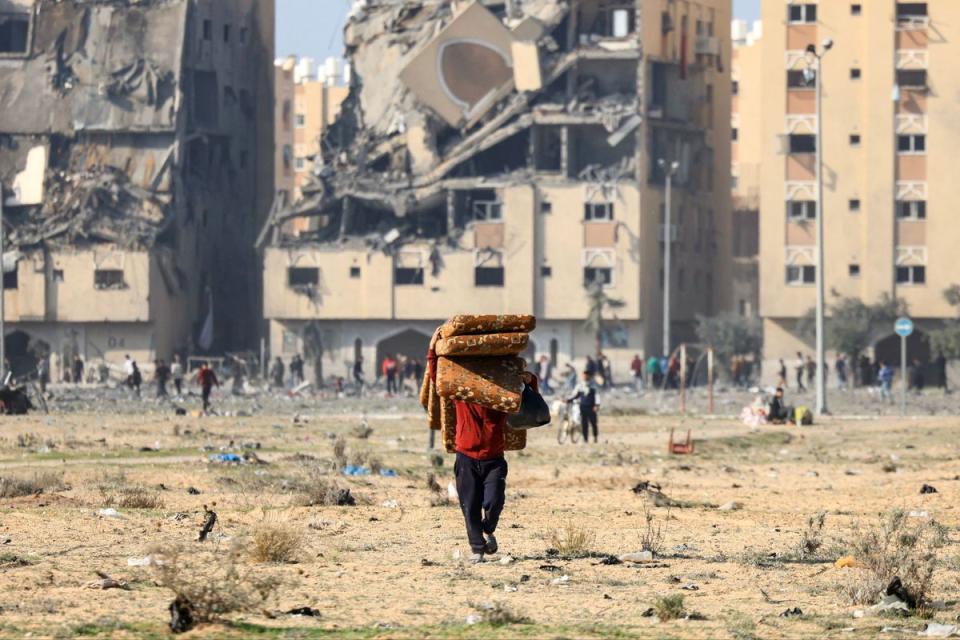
[658,158,680,358]
[805,39,833,415]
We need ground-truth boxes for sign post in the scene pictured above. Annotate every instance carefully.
[894,317,914,416]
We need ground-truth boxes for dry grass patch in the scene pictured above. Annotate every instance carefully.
[99,485,164,510]
[249,520,303,564]
[653,594,686,621]
[0,472,67,498]
[549,524,596,558]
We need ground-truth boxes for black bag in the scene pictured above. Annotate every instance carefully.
[507,383,551,430]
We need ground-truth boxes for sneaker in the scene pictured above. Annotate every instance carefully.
[485,533,498,555]
[468,552,485,564]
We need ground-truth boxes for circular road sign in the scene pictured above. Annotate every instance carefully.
[895,317,914,338]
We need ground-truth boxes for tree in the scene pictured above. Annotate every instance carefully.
[928,285,960,359]
[583,279,626,358]
[695,312,762,376]
[796,294,907,372]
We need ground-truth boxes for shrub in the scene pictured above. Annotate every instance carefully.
[549,525,595,558]
[99,485,164,509]
[0,472,67,498]
[291,473,355,507]
[469,601,531,626]
[799,512,827,559]
[249,521,303,564]
[653,594,686,621]
[639,506,667,555]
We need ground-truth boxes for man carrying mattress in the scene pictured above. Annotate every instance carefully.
[427,328,508,563]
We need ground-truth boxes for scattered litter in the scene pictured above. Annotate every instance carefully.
[498,556,514,565]
[619,551,654,564]
[632,480,663,494]
[198,504,217,542]
[919,623,958,637]
[539,564,561,572]
[286,607,321,618]
[596,555,622,566]
[186,487,201,495]
[869,594,910,616]
[343,465,371,476]
[465,614,483,625]
[835,556,858,569]
[169,597,195,633]
[717,501,741,511]
[208,453,243,464]
[920,484,938,494]
[452,549,462,561]
[551,575,570,586]
[448,482,459,500]
[908,511,929,518]
[420,559,437,567]
[379,468,399,477]
[681,583,699,591]
[780,607,803,618]
[127,556,155,567]
[87,572,129,590]
[381,500,400,508]
[98,508,121,519]
[503,584,518,592]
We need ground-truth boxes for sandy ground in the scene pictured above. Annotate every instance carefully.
[0,391,959,639]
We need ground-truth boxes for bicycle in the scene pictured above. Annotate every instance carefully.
[554,399,581,444]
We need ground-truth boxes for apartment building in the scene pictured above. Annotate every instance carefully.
[261,0,733,384]
[754,0,956,377]
[274,56,349,210]
[731,19,762,318]
[0,0,274,380]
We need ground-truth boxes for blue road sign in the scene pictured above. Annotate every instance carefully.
[895,317,914,338]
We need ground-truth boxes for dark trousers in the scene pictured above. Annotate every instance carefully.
[454,452,507,554]
[202,385,213,411]
[580,406,598,442]
[174,378,183,395]
[386,373,397,394]
[796,370,805,391]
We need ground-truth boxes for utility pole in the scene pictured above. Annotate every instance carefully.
[806,40,833,416]
[658,159,680,358]
[0,182,5,384]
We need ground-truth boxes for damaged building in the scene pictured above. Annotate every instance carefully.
[261,0,733,381]
[0,0,274,380]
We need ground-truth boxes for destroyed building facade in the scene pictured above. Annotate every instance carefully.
[262,0,733,380]
[1,0,275,380]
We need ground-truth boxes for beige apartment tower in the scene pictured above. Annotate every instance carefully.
[261,0,733,384]
[750,0,957,379]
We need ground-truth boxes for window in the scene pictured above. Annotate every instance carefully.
[896,265,926,285]
[3,269,17,290]
[896,3,928,21]
[731,128,739,141]
[732,80,739,96]
[584,267,613,287]
[789,134,816,153]
[850,68,861,79]
[287,267,319,287]
[788,201,817,220]
[540,201,552,214]
[475,250,504,287]
[850,134,861,146]
[897,134,926,154]
[849,264,861,277]
[0,12,30,54]
[851,4,862,15]
[395,267,424,286]
[53,270,64,283]
[786,265,816,285]
[202,19,212,40]
[897,200,927,219]
[787,69,815,88]
[94,269,126,290]
[350,267,361,279]
[541,265,553,277]
[295,114,305,128]
[896,69,927,89]
[282,144,293,170]
[849,199,861,211]
[584,202,614,221]
[223,24,231,43]
[294,158,306,171]
[472,201,503,222]
[788,4,817,24]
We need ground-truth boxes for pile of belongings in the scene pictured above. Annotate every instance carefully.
[420,315,535,453]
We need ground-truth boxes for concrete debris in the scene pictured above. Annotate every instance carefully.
[262,0,679,261]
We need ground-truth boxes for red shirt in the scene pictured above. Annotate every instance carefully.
[428,346,505,461]
[198,369,219,388]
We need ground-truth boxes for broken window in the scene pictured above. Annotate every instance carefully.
[787,70,814,89]
[475,250,504,287]
[193,70,220,128]
[583,249,615,287]
[533,126,563,173]
[288,267,319,287]
[53,270,64,283]
[584,202,614,222]
[94,270,126,290]
[0,12,29,54]
[473,200,503,222]
[3,269,17,290]
[395,251,425,286]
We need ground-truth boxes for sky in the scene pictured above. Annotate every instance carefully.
[276,0,763,62]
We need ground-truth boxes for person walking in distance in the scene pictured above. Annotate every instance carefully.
[878,361,895,404]
[427,330,509,563]
[270,357,285,389]
[836,354,848,390]
[154,359,171,399]
[171,355,184,397]
[568,371,601,444]
[794,352,806,392]
[353,355,365,397]
[130,360,143,398]
[195,362,220,413]
[72,355,85,385]
[777,358,788,388]
[630,354,644,392]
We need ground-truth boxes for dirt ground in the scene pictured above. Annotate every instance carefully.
[1,391,959,639]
